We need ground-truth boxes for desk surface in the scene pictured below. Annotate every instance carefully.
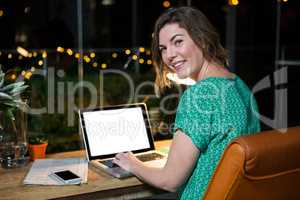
[0,140,171,200]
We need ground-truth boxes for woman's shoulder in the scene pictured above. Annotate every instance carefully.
[188,73,237,93]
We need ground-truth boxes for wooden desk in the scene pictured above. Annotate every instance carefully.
[0,140,171,200]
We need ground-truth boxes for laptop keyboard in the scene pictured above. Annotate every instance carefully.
[99,160,118,168]
[99,153,165,168]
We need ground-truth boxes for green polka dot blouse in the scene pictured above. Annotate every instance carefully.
[174,75,261,200]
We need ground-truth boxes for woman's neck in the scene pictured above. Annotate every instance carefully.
[195,60,210,81]
[201,62,232,80]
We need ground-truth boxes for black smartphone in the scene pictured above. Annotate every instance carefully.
[50,170,82,184]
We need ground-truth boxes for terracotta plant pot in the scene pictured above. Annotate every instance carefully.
[28,143,48,161]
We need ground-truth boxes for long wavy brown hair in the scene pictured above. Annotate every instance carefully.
[151,6,228,94]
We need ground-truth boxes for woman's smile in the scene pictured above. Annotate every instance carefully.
[171,60,186,72]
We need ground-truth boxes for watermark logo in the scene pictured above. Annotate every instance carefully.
[17,66,288,133]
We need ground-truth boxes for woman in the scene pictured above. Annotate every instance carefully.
[113,7,261,200]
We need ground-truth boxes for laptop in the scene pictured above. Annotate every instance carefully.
[78,103,167,178]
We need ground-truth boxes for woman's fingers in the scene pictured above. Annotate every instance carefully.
[113,152,134,171]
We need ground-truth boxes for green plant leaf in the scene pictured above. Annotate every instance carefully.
[0,65,4,88]
[5,109,15,121]
[3,101,17,107]
[10,85,29,95]
[0,65,29,127]
[14,100,28,109]
[29,135,48,144]
[0,92,13,101]
[0,82,26,93]
[0,74,4,88]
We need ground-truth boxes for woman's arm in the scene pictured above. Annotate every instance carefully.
[113,130,200,192]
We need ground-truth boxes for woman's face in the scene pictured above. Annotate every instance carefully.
[159,23,205,80]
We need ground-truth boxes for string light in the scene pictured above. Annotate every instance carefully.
[132,55,138,60]
[92,62,98,67]
[163,1,171,8]
[228,0,239,6]
[67,48,73,56]
[1,47,154,75]
[90,52,95,58]
[24,7,30,14]
[112,52,118,58]
[11,74,17,80]
[125,49,131,55]
[75,53,80,59]
[24,71,32,79]
[139,58,145,64]
[83,55,91,63]
[57,46,64,53]
[101,63,107,69]
[42,51,47,58]
[139,47,145,53]
[0,10,4,17]
[17,46,29,57]
[147,60,152,65]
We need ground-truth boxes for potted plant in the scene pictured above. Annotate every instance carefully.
[28,134,48,161]
[0,65,29,168]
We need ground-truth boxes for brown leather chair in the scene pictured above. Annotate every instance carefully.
[203,126,300,200]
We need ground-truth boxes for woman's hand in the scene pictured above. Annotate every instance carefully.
[113,152,141,172]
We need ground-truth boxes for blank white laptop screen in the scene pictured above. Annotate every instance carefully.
[82,107,151,157]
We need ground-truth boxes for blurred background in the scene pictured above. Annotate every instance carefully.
[0,0,299,153]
